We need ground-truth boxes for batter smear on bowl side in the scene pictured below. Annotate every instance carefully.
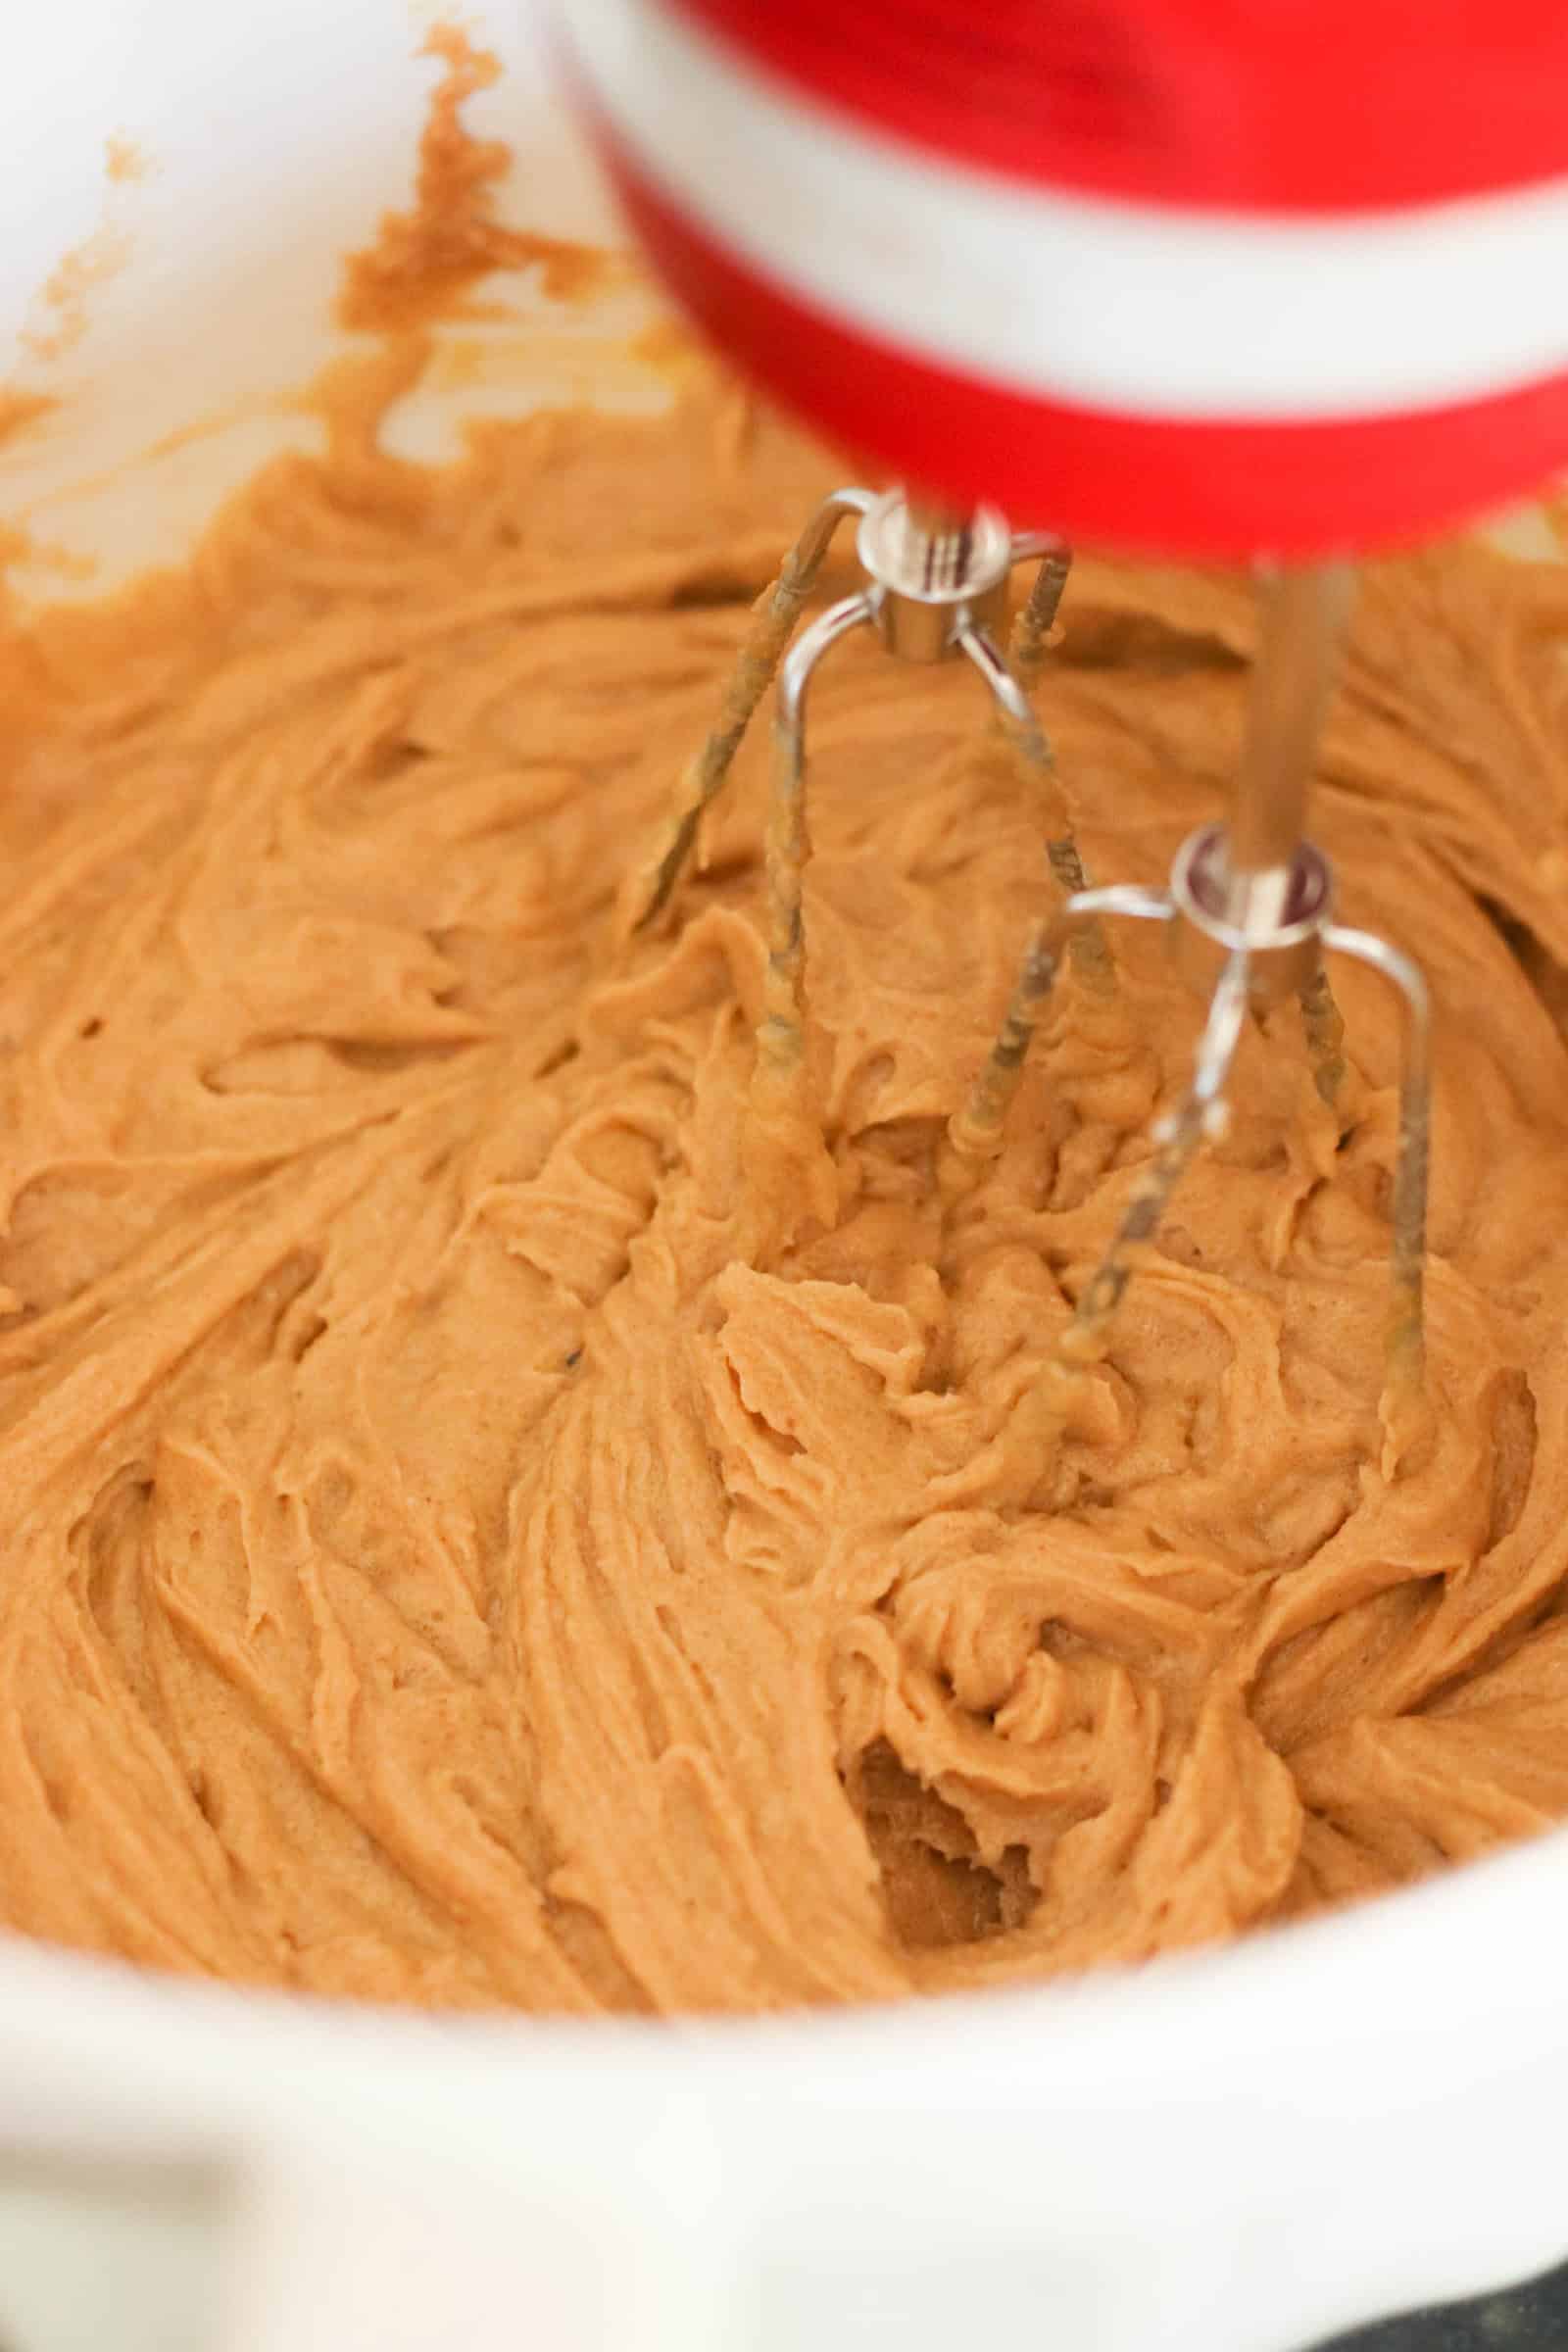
[2,35,1568,2013]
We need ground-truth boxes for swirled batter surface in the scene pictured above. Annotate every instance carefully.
[6,68,1568,2014]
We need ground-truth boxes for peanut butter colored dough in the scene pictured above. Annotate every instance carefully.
[7,48,1568,2008]
[3,364,1568,2011]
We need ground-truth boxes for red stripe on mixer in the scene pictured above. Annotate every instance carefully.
[565,0,1568,424]
[666,0,1568,215]
[596,138,1568,559]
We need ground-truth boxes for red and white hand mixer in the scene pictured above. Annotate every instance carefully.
[558,0,1568,1401]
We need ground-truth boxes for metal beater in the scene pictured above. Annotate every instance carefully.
[630,488,1095,934]
[627,490,1111,1175]
[630,498,1431,1422]
[945,564,1431,1423]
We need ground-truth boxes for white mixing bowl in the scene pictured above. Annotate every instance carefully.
[2,4,1566,2346]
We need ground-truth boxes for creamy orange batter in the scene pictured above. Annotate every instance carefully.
[3,44,1568,2016]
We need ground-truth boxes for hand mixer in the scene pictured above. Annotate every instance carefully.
[558,0,1568,1415]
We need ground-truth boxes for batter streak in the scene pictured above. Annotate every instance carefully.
[2,49,1568,2014]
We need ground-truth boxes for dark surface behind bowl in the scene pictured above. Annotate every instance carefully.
[1313,2261,1568,2349]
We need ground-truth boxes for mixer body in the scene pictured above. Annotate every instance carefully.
[562,0,1568,556]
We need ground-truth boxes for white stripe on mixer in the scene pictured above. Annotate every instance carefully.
[564,0,1568,420]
